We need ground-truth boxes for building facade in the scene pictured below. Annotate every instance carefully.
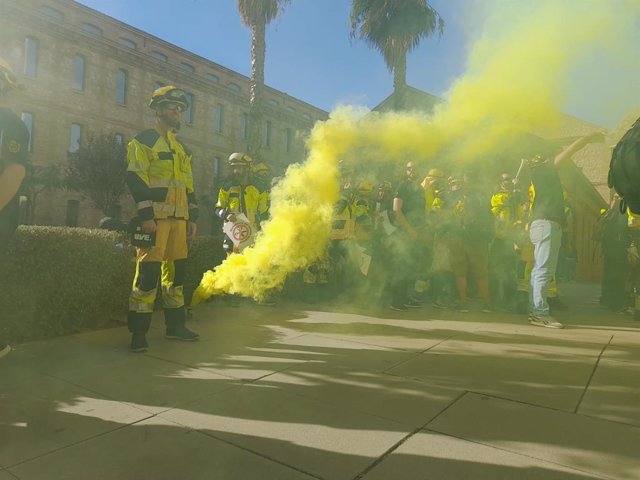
[0,0,328,231]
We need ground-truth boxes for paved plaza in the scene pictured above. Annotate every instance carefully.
[1,283,639,479]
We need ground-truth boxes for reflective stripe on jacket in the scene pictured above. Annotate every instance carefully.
[126,129,196,221]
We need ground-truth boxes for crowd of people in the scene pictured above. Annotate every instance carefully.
[0,54,609,354]
[300,131,602,329]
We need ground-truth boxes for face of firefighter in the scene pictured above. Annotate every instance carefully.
[232,164,248,182]
[157,102,183,130]
[406,162,416,181]
[500,174,512,191]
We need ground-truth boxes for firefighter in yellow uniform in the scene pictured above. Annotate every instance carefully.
[214,152,268,255]
[126,85,199,352]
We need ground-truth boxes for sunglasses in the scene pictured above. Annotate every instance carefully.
[161,102,185,112]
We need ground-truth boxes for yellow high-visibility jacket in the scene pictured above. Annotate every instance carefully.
[214,180,267,225]
[126,129,197,221]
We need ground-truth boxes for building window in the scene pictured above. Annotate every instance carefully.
[82,23,103,36]
[267,99,279,107]
[263,120,271,147]
[214,103,224,133]
[285,128,293,153]
[180,63,194,73]
[40,6,64,20]
[302,113,312,122]
[206,73,219,83]
[212,156,221,186]
[240,113,248,140]
[151,51,168,62]
[228,82,241,93]
[69,123,82,152]
[184,93,193,124]
[21,112,33,152]
[285,105,295,113]
[116,69,127,104]
[114,133,124,146]
[119,38,137,49]
[73,54,85,91]
[24,37,38,77]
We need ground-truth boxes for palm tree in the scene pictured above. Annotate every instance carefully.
[237,0,291,159]
[350,0,444,110]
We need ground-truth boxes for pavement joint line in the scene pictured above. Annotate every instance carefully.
[573,335,614,414]
[464,390,640,433]
[194,429,325,480]
[380,334,458,374]
[141,352,240,381]
[351,390,470,480]
[462,390,575,414]
[3,416,154,470]
[419,428,612,480]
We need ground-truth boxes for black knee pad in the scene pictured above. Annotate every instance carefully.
[173,259,187,286]
[136,262,161,291]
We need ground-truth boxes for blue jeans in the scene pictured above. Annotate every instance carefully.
[529,219,562,316]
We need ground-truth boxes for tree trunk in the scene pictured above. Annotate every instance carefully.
[247,20,266,159]
[393,54,407,111]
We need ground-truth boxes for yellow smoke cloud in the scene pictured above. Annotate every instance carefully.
[192,0,639,304]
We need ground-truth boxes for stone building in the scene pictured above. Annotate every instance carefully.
[0,0,328,231]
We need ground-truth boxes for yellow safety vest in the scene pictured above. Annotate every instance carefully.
[127,129,195,220]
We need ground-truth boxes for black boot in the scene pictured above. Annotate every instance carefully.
[128,312,151,352]
[164,307,199,341]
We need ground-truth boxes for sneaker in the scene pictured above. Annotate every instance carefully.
[480,304,493,313]
[404,299,423,308]
[431,301,448,309]
[390,303,408,312]
[130,333,148,353]
[166,325,200,341]
[0,343,11,359]
[529,314,564,329]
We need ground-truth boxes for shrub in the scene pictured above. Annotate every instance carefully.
[0,226,224,343]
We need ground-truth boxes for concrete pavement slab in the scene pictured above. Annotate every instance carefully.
[0,366,150,468]
[46,354,239,415]
[159,382,411,479]
[427,392,640,480]
[387,333,598,411]
[7,417,318,480]
[361,430,606,480]
[275,333,417,371]
[143,322,312,381]
[578,358,640,427]
[6,334,128,376]
[256,362,462,428]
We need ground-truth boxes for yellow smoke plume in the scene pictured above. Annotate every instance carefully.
[192,0,639,305]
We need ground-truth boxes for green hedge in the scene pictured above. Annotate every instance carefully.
[0,226,223,343]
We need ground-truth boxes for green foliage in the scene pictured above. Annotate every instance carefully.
[0,227,225,343]
[350,0,444,69]
[22,163,67,224]
[0,226,133,342]
[67,133,127,215]
[184,234,225,303]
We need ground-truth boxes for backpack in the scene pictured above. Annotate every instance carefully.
[608,117,640,213]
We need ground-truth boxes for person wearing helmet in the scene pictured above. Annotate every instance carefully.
[214,152,268,255]
[125,85,199,352]
[0,57,30,359]
[390,161,426,311]
[489,172,521,311]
